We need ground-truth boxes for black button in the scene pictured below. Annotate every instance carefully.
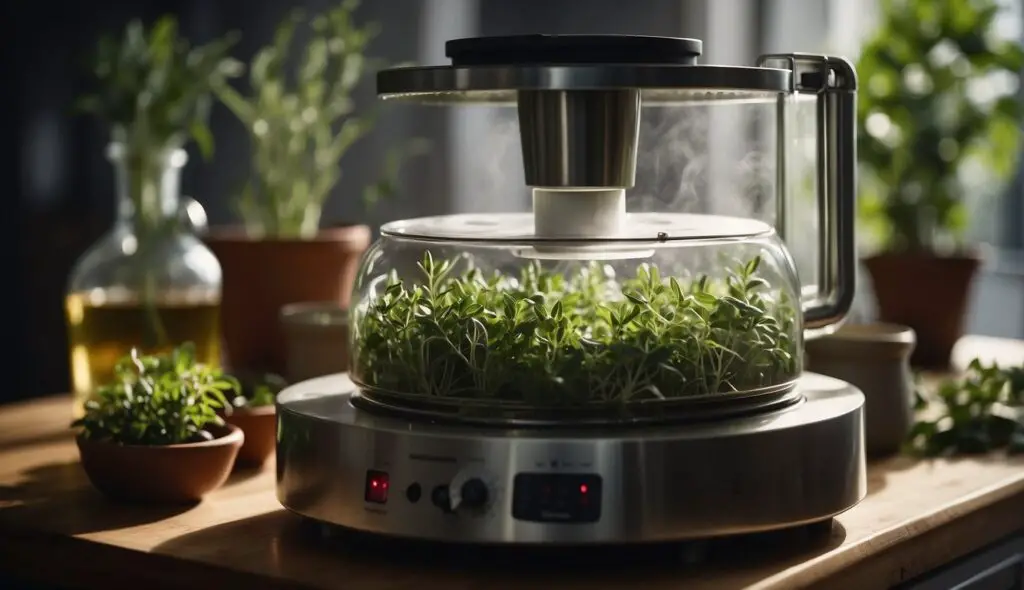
[406,483,422,503]
[431,485,451,512]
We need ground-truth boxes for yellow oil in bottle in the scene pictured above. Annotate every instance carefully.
[65,289,222,418]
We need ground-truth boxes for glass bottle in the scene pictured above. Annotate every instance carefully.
[65,134,222,418]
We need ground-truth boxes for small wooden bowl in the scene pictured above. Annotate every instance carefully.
[76,424,244,504]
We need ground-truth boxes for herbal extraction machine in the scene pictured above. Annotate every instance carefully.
[276,35,866,545]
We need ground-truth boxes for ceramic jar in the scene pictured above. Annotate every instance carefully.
[805,323,917,458]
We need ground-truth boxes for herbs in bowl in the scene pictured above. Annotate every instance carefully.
[71,343,245,503]
[221,371,288,468]
[353,251,799,420]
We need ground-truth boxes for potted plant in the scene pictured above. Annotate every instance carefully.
[856,0,1024,368]
[72,343,244,504]
[221,372,288,468]
[209,1,422,377]
[66,16,243,417]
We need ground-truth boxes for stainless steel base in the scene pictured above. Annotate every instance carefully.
[276,373,866,545]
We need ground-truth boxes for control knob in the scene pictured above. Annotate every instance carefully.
[459,478,489,509]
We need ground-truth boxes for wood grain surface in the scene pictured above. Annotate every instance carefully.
[0,335,1022,590]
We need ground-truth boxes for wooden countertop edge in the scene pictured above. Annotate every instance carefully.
[762,469,1024,589]
[3,472,1024,590]
[0,529,313,590]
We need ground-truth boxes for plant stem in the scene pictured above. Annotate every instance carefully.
[122,145,173,348]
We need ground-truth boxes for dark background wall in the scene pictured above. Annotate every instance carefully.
[6,0,1024,404]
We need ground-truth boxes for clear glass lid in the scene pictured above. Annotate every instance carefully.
[381,212,773,243]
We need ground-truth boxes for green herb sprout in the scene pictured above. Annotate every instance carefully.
[229,372,288,409]
[907,359,1024,456]
[72,343,240,445]
[353,252,799,413]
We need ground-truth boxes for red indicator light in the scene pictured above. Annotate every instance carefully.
[580,484,588,494]
[365,470,390,504]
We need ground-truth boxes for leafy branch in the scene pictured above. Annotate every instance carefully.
[906,359,1024,456]
[856,0,1024,252]
[72,343,240,445]
[216,0,423,239]
[353,253,799,417]
[78,16,242,232]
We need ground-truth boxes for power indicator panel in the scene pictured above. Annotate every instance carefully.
[512,473,602,523]
[364,470,390,504]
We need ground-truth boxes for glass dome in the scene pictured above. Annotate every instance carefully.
[349,212,803,424]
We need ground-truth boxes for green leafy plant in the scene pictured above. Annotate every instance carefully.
[353,252,798,416]
[856,0,1024,252]
[72,343,239,445]
[78,15,243,235]
[215,0,425,239]
[906,359,1024,456]
[228,372,288,409]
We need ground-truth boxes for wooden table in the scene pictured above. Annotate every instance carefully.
[2,336,1023,590]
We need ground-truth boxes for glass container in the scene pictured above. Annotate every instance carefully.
[65,139,222,418]
[349,35,858,424]
[351,213,805,422]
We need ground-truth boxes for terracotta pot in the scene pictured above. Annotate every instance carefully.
[281,301,351,382]
[76,424,244,504]
[222,405,277,468]
[205,225,371,375]
[863,251,980,370]
[805,323,916,458]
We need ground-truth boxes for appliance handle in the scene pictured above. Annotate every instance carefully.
[758,53,858,333]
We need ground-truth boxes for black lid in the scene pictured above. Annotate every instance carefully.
[446,34,702,67]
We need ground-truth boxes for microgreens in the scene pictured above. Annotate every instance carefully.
[353,252,799,415]
[72,343,239,445]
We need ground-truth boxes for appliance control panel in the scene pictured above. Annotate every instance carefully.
[512,473,602,523]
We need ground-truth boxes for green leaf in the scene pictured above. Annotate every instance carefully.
[624,292,648,306]
[693,292,718,308]
[189,121,214,160]
[744,256,761,276]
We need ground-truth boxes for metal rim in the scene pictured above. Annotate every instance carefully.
[376,64,792,103]
[348,380,802,429]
